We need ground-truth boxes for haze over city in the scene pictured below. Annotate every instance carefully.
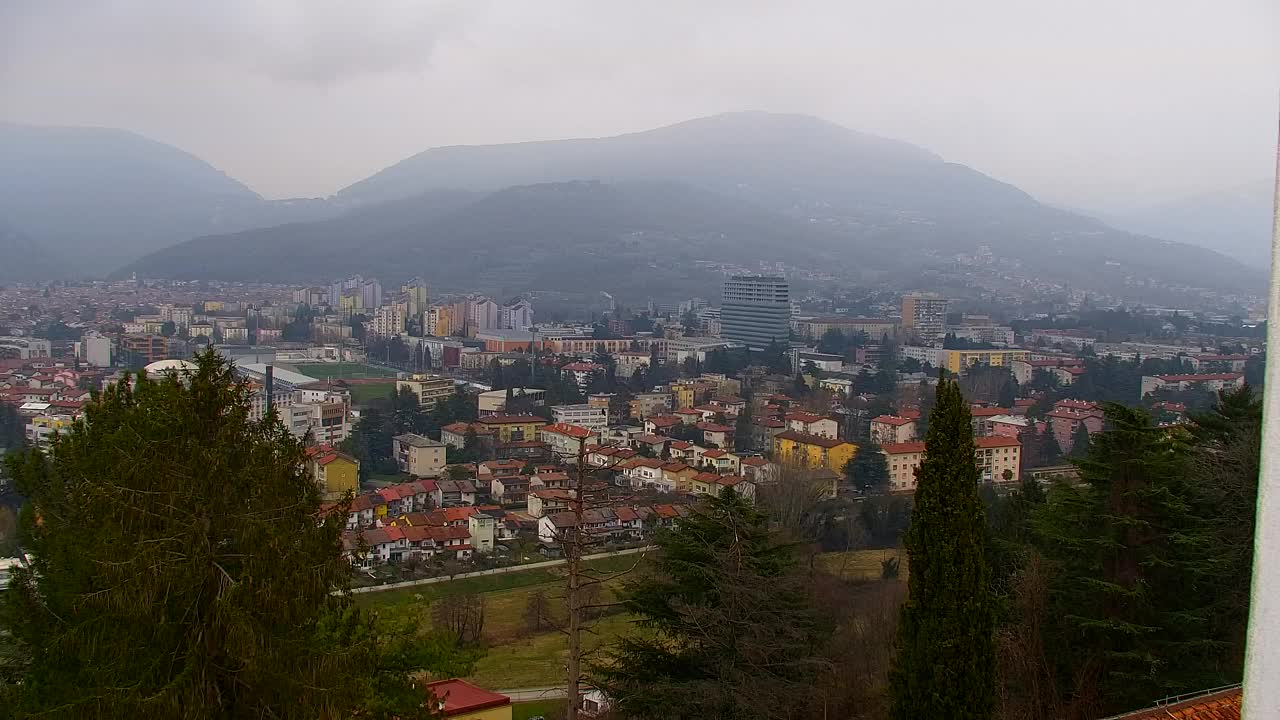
[3,0,1276,209]
[1,3,1278,719]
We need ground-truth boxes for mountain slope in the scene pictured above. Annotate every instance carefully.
[123,112,1262,296]
[1096,179,1274,266]
[0,220,63,281]
[123,181,841,296]
[0,124,336,272]
[338,112,1037,220]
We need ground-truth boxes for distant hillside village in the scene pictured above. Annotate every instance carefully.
[0,275,1264,578]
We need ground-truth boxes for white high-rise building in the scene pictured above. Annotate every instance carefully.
[81,332,113,367]
[720,276,790,351]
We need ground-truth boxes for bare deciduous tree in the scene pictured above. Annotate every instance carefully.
[432,592,486,647]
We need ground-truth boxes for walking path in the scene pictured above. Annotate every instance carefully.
[499,686,568,702]
[349,545,652,595]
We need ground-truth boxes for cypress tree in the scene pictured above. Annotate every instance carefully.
[889,377,995,720]
[0,350,430,719]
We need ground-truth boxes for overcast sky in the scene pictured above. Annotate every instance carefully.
[2,0,1276,209]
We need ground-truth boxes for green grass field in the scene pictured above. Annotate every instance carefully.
[468,612,638,689]
[359,553,647,610]
[364,548,895,690]
[512,699,566,720]
[292,362,398,379]
[815,547,906,580]
[361,552,651,688]
[346,381,399,406]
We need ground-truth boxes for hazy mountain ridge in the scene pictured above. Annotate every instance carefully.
[0,219,64,280]
[122,180,840,298]
[0,123,340,271]
[1093,179,1274,266]
[9,113,1263,296]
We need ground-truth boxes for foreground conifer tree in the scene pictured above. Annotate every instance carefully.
[0,350,432,719]
[889,377,995,719]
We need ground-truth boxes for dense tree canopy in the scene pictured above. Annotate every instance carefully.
[0,350,432,719]
[597,490,829,719]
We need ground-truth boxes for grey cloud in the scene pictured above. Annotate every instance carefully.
[1,0,1276,206]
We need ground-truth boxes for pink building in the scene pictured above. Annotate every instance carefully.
[1046,399,1104,454]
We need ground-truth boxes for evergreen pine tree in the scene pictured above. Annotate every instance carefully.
[0,350,429,719]
[734,409,753,452]
[1069,421,1092,458]
[889,377,996,720]
[1033,403,1217,712]
[842,441,889,491]
[1189,385,1262,679]
[595,490,828,719]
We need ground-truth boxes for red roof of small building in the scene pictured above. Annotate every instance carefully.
[425,679,511,716]
[696,422,733,433]
[880,441,927,455]
[775,430,851,449]
[970,406,1012,417]
[975,436,1021,449]
[540,422,593,438]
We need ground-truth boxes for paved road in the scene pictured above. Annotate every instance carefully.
[498,686,568,702]
[349,545,653,595]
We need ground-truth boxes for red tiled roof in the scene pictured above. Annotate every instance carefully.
[1108,686,1240,719]
[970,406,1011,417]
[1055,398,1100,410]
[872,415,915,426]
[540,422,593,438]
[668,440,692,450]
[622,458,665,469]
[647,415,681,426]
[975,436,1021,449]
[880,441,927,455]
[775,430,851,449]
[425,679,511,716]
[739,456,767,466]
[696,422,733,433]
[702,449,727,458]
[1047,408,1103,420]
